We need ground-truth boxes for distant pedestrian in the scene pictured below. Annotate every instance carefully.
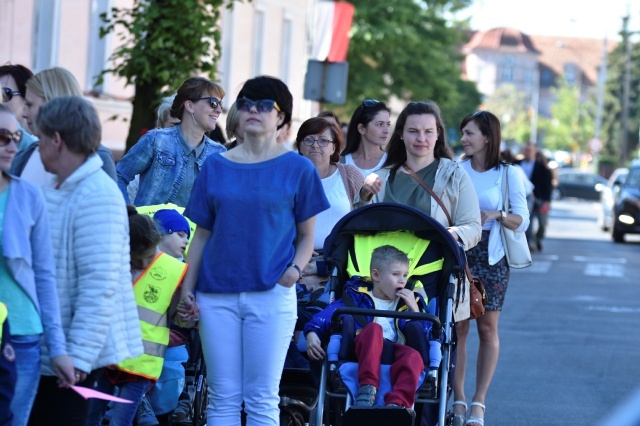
[0,64,37,151]
[180,75,329,425]
[455,110,530,426]
[116,77,227,207]
[517,142,553,252]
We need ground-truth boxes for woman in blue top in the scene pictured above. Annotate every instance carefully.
[181,76,330,426]
[116,77,227,207]
[0,105,75,425]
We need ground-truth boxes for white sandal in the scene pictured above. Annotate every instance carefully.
[466,402,485,426]
[452,401,467,426]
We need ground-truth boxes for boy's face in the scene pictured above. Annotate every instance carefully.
[371,261,409,301]
[159,231,189,259]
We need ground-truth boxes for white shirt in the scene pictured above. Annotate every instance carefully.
[20,148,56,188]
[314,168,351,249]
[344,152,387,178]
[372,295,399,342]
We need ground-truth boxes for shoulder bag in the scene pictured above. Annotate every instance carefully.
[404,164,487,319]
[500,165,532,268]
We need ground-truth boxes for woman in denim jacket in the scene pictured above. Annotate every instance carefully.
[117,77,227,207]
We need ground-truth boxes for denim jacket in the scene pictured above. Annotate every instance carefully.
[117,126,226,207]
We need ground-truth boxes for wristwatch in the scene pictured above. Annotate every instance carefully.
[500,210,507,221]
[287,262,302,280]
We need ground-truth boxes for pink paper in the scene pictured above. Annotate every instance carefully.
[70,385,133,403]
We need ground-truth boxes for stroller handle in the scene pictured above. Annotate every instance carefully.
[330,307,442,338]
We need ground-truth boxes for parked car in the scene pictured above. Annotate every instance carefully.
[553,169,607,201]
[599,168,629,231]
[611,164,640,243]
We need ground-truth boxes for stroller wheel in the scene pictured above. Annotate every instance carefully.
[279,408,305,426]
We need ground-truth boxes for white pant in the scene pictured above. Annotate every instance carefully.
[197,284,296,426]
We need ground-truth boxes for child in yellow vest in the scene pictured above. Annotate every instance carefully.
[86,206,198,425]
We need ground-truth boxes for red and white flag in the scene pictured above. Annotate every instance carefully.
[311,1,355,62]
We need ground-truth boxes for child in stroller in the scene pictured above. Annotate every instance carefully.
[304,245,441,409]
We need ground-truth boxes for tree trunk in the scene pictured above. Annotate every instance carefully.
[125,79,162,153]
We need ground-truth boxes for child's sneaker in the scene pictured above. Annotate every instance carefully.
[354,384,377,407]
[135,395,159,426]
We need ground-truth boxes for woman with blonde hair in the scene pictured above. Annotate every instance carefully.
[224,102,244,149]
[10,67,116,183]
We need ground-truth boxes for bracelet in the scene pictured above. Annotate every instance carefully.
[287,262,302,279]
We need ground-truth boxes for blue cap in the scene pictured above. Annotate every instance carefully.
[153,209,190,238]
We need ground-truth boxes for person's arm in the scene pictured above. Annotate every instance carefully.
[504,165,530,232]
[97,145,117,182]
[449,171,482,250]
[116,132,155,204]
[180,226,211,301]
[278,217,316,288]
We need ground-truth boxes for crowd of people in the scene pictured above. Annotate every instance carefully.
[0,62,549,426]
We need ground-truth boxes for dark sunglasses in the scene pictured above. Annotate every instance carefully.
[0,128,22,147]
[472,110,489,124]
[301,137,333,147]
[236,98,281,113]
[195,97,223,109]
[362,99,381,108]
[2,87,22,102]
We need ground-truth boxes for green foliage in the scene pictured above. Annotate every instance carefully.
[326,0,480,132]
[481,84,531,144]
[100,0,242,151]
[601,37,640,162]
[538,78,597,152]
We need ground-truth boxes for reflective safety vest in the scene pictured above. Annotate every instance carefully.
[0,303,7,340]
[117,253,188,380]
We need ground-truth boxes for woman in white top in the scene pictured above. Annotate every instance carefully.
[341,99,391,177]
[454,110,529,426]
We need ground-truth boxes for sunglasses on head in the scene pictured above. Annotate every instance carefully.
[301,137,333,147]
[235,98,281,113]
[472,110,489,124]
[362,99,381,108]
[0,128,22,147]
[195,96,223,109]
[2,87,22,103]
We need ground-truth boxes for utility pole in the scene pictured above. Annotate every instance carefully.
[620,14,632,164]
[594,39,608,139]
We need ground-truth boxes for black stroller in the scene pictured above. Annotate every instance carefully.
[303,203,468,426]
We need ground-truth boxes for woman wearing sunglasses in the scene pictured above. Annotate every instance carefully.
[455,110,529,426]
[116,76,227,207]
[0,64,38,152]
[9,67,117,185]
[0,104,75,425]
[295,117,364,292]
[341,99,391,177]
[181,76,329,426]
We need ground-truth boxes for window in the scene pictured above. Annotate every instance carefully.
[501,57,514,82]
[86,0,110,93]
[252,10,265,76]
[33,0,62,70]
[280,18,292,85]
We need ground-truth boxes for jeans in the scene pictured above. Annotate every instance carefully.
[197,284,297,426]
[10,335,41,426]
[86,371,152,426]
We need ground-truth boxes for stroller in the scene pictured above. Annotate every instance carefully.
[296,202,467,426]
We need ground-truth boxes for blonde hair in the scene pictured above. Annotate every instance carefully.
[225,102,240,140]
[26,67,82,101]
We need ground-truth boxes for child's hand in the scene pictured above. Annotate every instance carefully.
[177,291,199,321]
[396,288,419,312]
[306,332,325,361]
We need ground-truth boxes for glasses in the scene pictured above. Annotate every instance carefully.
[0,128,22,147]
[195,97,223,109]
[301,137,333,147]
[472,110,489,124]
[362,99,381,108]
[2,87,22,102]
[236,98,281,113]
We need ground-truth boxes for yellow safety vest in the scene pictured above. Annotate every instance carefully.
[117,253,188,380]
[0,303,7,340]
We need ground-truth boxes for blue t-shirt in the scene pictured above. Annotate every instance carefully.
[184,152,330,293]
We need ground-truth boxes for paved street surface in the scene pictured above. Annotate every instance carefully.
[459,199,640,425]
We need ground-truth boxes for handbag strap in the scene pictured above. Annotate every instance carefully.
[501,164,510,212]
[403,163,453,227]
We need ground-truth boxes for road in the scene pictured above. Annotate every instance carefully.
[459,199,640,425]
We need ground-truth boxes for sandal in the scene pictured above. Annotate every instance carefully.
[354,384,377,407]
[466,402,485,426]
[452,401,467,426]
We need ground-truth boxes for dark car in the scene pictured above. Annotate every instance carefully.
[611,164,640,243]
[599,168,629,231]
[553,169,607,201]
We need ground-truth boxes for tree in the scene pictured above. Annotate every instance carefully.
[538,78,597,152]
[326,0,481,131]
[479,83,531,145]
[601,37,640,164]
[100,0,241,152]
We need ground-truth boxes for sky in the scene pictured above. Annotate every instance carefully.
[453,0,639,41]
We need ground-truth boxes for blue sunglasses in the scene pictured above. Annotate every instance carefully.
[236,98,281,113]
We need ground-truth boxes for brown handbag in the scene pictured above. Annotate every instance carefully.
[404,163,487,319]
